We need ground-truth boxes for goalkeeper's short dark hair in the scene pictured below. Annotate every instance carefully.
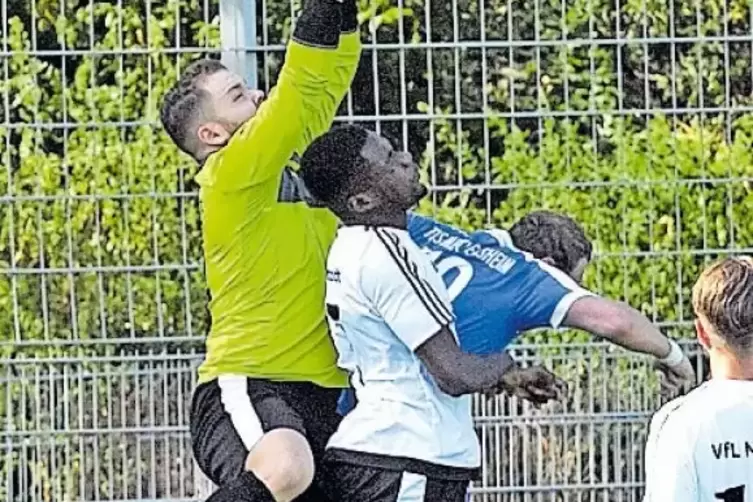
[160,59,226,159]
[510,210,593,273]
[300,125,371,209]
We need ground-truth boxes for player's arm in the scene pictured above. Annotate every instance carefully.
[289,0,361,166]
[521,260,677,361]
[317,0,361,134]
[563,296,695,392]
[512,259,694,393]
[642,405,698,502]
[414,328,562,401]
[363,230,563,401]
[206,0,360,190]
[565,296,671,358]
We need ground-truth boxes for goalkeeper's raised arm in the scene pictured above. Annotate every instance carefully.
[161,0,359,184]
[159,0,361,501]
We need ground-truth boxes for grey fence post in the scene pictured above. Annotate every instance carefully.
[219,0,258,89]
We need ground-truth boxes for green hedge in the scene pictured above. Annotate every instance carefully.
[1,0,212,358]
[2,0,753,499]
[3,0,753,354]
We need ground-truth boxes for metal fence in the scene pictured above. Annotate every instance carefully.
[2,0,749,500]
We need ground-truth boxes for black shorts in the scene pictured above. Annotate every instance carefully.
[190,376,342,496]
[321,460,470,502]
[321,450,475,502]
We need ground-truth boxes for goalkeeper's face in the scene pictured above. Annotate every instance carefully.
[197,69,265,147]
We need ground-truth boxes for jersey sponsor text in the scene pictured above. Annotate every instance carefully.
[422,226,515,274]
[711,441,753,460]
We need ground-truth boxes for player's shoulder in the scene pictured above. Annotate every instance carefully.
[474,227,545,266]
[406,212,469,245]
[368,225,430,266]
[649,382,717,439]
[406,211,514,250]
[328,226,376,279]
[478,227,515,247]
[332,225,428,270]
[330,225,370,258]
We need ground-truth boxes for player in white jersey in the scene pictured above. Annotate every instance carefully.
[643,256,753,502]
[299,125,566,502]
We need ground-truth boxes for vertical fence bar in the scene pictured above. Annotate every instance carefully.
[220,0,259,89]
[2,0,752,500]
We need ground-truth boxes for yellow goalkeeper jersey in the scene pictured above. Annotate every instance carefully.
[194,34,361,387]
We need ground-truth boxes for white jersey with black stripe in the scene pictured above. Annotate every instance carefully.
[643,379,753,502]
[324,225,480,471]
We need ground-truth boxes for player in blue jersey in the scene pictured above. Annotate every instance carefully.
[509,211,708,382]
[407,210,694,388]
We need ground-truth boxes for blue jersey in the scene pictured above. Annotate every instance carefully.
[406,213,592,355]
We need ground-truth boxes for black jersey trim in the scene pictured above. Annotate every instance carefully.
[373,227,453,326]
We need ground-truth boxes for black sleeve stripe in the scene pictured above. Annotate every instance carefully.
[376,230,453,326]
[374,228,454,326]
[383,231,458,323]
[388,231,456,322]
[419,276,454,321]
[378,228,454,323]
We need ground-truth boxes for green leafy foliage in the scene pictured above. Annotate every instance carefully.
[2,0,753,498]
[1,0,212,360]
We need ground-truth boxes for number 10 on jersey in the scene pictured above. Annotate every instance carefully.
[422,248,474,301]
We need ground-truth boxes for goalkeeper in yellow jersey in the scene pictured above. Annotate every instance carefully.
[159,0,361,499]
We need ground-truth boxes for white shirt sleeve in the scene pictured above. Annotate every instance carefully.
[643,402,698,502]
[361,227,456,351]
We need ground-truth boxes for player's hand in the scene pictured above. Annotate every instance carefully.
[654,355,695,398]
[497,365,567,405]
